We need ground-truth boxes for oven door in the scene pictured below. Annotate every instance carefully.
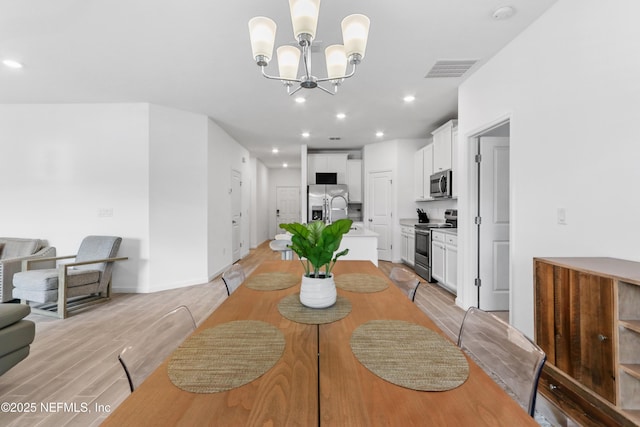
[414,229,432,282]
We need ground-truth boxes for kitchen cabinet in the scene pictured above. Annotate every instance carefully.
[451,128,458,198]
[534,257,640,427]
[431,231,457,293]
[432,120,457,173]
[307,153,348,184]
[413,145,433,201]
[400,225,415,267]
[346,159,362,203]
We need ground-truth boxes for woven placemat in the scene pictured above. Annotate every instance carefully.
[167,320,285,393]
[350,320,469,391]
[335,273,389,293]
[244,272,300,291]
[278,294,351,324]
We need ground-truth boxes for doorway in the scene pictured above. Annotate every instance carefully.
[231,169,242,263]
[367,170,392,261]
[473,122,510,311]
[276,186,300,236]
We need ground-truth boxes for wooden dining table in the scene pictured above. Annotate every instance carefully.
[103,260,538,426]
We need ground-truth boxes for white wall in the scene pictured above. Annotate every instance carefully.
[268,168,302,238]
[0,103,255,295]
[207,119,252,277]
[364,139,426,262]
[0,104,149,291]
[457,0,640,336]
[250,158,270,248]
[148,105,209,292]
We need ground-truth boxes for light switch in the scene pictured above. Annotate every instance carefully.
[98,208,113,218]
[557,208,566,225]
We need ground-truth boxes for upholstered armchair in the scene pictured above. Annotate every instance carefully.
[0,238,56,302]
[12,236,127,319]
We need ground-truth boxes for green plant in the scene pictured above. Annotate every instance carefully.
[279,218,353,278]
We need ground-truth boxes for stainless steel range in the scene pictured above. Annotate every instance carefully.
[414,209,457,282]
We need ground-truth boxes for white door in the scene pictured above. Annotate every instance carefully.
[478,137,510,310]
[276,186,300,235]
[367,170,392,261]
[231,169,242,263]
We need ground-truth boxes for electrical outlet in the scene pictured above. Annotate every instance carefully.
[557,208,567,225]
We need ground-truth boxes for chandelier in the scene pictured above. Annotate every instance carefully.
[248,0,370,96]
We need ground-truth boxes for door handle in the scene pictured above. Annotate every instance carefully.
[368,218,373,222]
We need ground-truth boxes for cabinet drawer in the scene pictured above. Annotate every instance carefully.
[539,366,636,427]
[431,232,445,243]
[445,234,457,246]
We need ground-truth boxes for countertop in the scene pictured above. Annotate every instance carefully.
[345,227,379,237]
[431,228,458,236]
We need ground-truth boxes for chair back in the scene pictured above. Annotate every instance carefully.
[389,267,421,301]
[118,305,196,392]
[222,264,245,296]
[75,235,122,291]
[457,307,546,416]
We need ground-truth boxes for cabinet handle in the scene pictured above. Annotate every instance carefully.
[598,334,608,342]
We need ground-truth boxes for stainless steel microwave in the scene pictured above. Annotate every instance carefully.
[430,170,453,198]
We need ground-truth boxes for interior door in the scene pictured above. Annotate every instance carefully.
[276,186,300,235]
[478,136,510,310]
[231,169,242,263]
[367,170,392,261]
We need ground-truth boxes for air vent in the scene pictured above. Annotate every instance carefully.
[329,137,341,141]
[425,60,478,78]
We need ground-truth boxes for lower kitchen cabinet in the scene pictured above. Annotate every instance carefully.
[400,225,415,266]
[431,231,457,292]
[534,257,640,427]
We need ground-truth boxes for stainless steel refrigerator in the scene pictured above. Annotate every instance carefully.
[308,184,349,223]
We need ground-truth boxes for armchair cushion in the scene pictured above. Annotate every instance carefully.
[0,304,35,375]
[13,268,102,304]
[0,239,41,260]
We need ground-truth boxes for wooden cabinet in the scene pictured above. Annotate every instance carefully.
[413,145,433,201]
[432,231,457,292]
[534,257,640,427]
[346,159,362,203]
[432,120,457,173]
[307,153,348,184]
[400,225,415,267]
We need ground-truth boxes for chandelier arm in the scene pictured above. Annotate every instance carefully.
[287,85,304,96]
[316,85,336,96]
[260,66,301,83]
[315,63,357,83]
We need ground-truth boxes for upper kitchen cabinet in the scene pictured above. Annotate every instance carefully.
[346,159,362,203]
[432,120,458,173]
[414,145,433,201]
[307,153,348,184]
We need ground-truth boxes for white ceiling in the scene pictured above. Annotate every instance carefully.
[0,1,557,168]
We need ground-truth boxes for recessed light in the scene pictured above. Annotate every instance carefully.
[2,59,23,69]
[336,113,346,119]
[283,163,288,168]
[302,132,310,138]
[403,95,415,103]
[295,97,306,104]
[376,131,384,137]
[492,6,516,20]
[272,148,279,154]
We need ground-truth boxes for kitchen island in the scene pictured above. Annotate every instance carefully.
[339,225,379,266]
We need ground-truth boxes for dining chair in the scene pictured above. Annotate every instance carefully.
[389,267,421,302]
[457,307,546,417]
[221,264,246,296]
[118,305,196,392]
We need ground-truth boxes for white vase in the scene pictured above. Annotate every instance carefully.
[299,274,337,308]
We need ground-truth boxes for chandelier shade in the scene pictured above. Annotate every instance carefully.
[277,46,301,80]
[288,0,321,40]
[248,17,277,64]
[325,45,347,80]
[249,3,369,95]
[342,14,370,60]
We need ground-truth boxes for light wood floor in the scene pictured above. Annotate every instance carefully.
[0,242,566,426]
